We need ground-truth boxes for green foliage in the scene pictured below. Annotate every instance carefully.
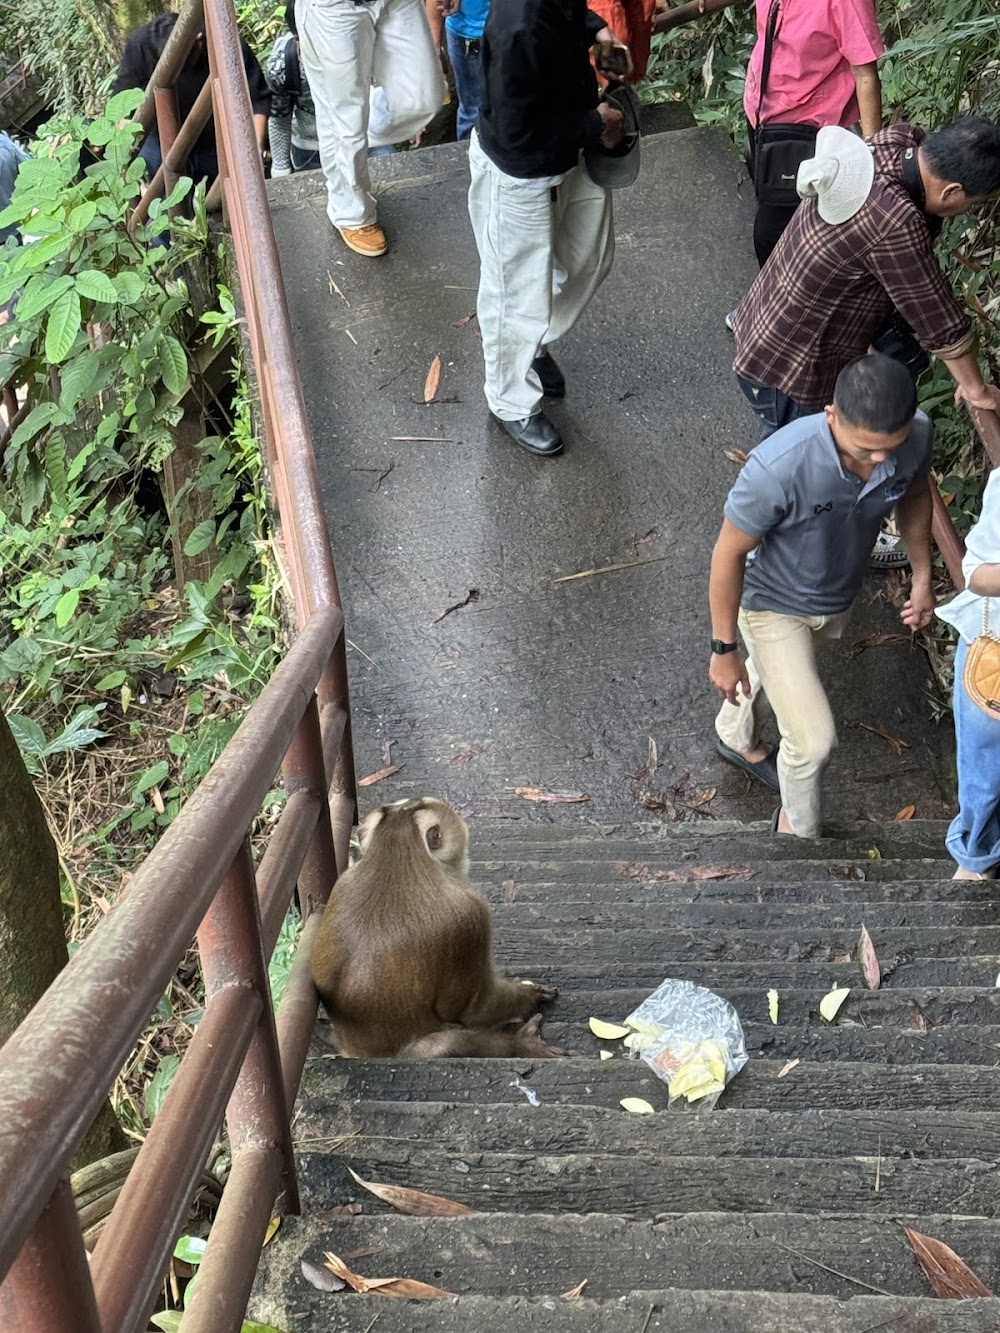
[1,0,121,119]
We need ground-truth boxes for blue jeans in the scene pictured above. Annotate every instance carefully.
[947,636,1000,873]
[0,132,28,246]
[445,28,483,140]
[736,373,811,440]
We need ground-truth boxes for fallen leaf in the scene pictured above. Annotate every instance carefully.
[433,588,480,624]
[620,1097,656,1115]
[325,1251,454,1299]
[904,1228,993,1298]
[777,1058,799,1078]
[452,313,475,326]
[423,354,441,403]
[895,804,916,821]
[849,630,906,659]
[636,528,662,544]
[262,1215,281,1245]
[911,1004,933,1031]
[516,787,590,804]
[451,744,487,765]
[600,1050,614,1061]
[829,865,867,881]
[301,1258,346,1291]
[858,721,909,757]
[327,1201,363,1217]
[819,986,851,1022]
[688,784,717,810]
[358,763,403,786]
[859,925,881,990]
[502,879,516,903]
[347,1169,473,1217]
[381,739,394,766]
[767,989,779,1025]
[561,1279,588,1300]
[589,1018,630,1040]
[616,861,753,884]
[833,953,852,964]
[723,447,748,465]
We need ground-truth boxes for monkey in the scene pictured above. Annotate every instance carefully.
[310,798,565,1059]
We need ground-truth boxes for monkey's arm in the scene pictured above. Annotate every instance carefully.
[459,975,557,1026]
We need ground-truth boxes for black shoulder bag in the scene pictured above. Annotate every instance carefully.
[752,0,818,208]
[870,146,931,380]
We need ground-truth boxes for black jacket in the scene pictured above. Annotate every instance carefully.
[112,14,270,159]
[477,0,605,178]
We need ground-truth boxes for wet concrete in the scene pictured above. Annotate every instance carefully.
[267,128,954,826]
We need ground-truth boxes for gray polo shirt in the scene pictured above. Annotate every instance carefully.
[725,411,933,617]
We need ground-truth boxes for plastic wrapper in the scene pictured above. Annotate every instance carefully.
[624,979,748,1109]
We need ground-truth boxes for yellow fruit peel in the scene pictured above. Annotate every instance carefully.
[620,1097,656,1115]
[588,1017,630,1041]
[819,985,851,1022]
[767,989,779,1025]
[666,1039,729,1104]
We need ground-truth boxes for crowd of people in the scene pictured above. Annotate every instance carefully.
[4,0,1000,875]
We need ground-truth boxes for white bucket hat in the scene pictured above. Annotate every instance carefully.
[797,125,875,224]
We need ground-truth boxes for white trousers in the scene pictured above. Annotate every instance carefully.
[467,131,614,420]
[297,0,443,228]
[715,607,850,838]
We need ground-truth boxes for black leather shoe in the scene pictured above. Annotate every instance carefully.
[532,351,566,398]
[491,411,563,456]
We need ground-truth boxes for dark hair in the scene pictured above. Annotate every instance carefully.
[833,354,917,433]
[923,116,1000,197]
[285,0,297,35]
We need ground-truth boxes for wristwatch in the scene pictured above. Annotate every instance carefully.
[710,639,738,655]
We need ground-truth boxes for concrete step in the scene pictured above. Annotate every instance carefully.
[308,1054,1000,1113]
[482,876,997,904]
[248,1287,1000,1332]
[490,898,1000,928]
[470,858,954,884]
[252,1210,1000,1306]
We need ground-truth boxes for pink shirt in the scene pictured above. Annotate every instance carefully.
[743,0,884,129]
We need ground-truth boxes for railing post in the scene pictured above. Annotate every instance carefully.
[283,693,338,919]
[0,1181,101,1333]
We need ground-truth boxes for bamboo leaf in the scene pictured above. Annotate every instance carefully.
[347,1168,473,1217]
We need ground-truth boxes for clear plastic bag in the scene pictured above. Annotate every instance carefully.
[624,979,748,1109]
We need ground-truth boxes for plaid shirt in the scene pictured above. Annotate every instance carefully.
[733,124,972,409]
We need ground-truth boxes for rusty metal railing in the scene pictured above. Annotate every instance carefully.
[0,0,358,1327]
[930,405,1000,588]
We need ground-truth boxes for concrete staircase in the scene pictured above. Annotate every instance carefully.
[252,818,1000,1330]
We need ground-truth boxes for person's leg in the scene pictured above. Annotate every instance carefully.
[947,637,1000,876]
[291,144,322,172]
[370,0,444,148]
[445,29,483,140]
[714,631,776,759]
[735,373,811,441]
[297,0,378,229]
[467,133,553,421]
[738,609,840,838]
[545,163,614,347]
[752,200,798,268]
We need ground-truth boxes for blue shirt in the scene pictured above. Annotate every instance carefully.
[446,0,489,41]
[725,411,934,617]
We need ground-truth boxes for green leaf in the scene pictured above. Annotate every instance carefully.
[144,1054,180,1121]
[15,274,75,321]
[74,269,119,304]
[134,759,170,795]
[240,1323,289,1333]
[162,176,194,210]
[54,587,81,628]
[183,521,216,558]
[149,1312,183,1332]
[7,714,47,756]
[68,200,99,231]
[10,401,62,451]
[45,289,82,364]
[113,271,144,304]
[59,350,101,410]
[159,334,189,398]
[106,88,145,121]
[95,669,127,690]
[173,1234,208,1266]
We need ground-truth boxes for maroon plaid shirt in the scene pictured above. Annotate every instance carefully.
[733,124,972,410]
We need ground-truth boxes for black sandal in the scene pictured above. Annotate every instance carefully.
[715,739,780,793]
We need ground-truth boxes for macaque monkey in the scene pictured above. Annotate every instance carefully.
[311,798,565,1058]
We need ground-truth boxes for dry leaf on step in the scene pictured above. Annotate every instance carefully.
[423,355,441,403]
[561,1280,588,1300]
[589,1018,630,1040]
[904,1228,993,1298]
[347,1168,473,1217]
[777,1059,799,1078]
[515,787,591,804]
[819,986,851,1022]
[895,804,916,821]
[358,763,403,786]
[301,1258,346,1292]
[325,1251,454,1299]
[724,448,748,465]
[858,925,881,990]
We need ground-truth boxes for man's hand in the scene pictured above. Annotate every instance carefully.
[900,576,935,631]
[597,102,625,149]
[710,651,751,705]
[593,28,633,80]
[437,0,460,15]
[955,382,1000,415]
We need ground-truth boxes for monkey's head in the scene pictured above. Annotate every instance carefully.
[358,798,470,876]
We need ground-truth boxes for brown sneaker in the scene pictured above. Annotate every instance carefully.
[338,222,388,257]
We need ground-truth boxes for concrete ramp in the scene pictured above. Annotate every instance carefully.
[267,127,952,824]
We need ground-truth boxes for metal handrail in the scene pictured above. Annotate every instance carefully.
[0,0,358,1325]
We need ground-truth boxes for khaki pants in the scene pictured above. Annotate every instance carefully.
[467,131,614,421]
[715,607,850,838]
